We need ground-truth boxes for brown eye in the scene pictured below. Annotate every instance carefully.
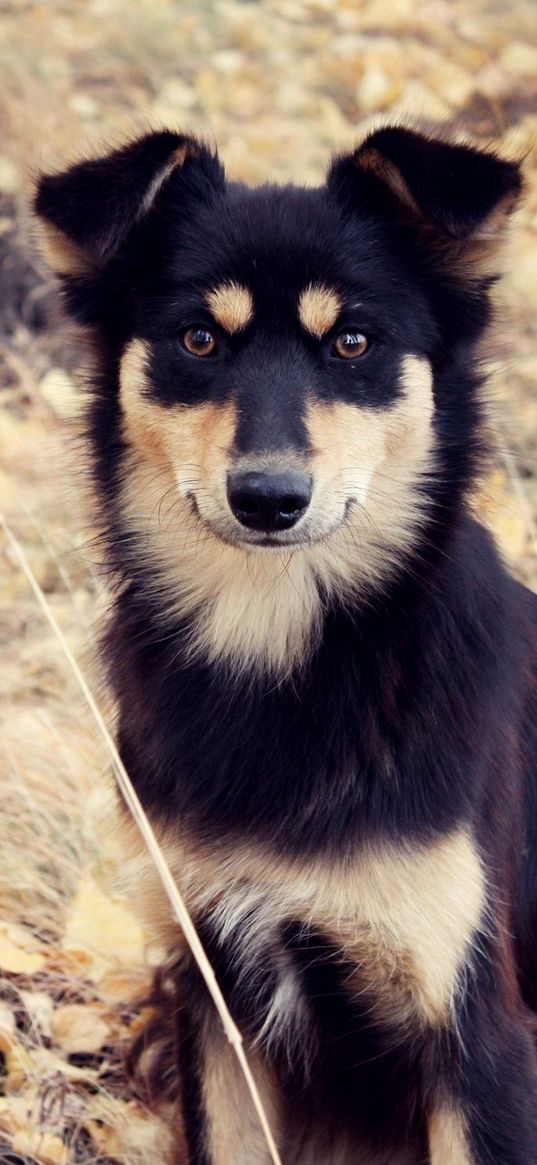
[182,327,217,357]
[333,331,369,359]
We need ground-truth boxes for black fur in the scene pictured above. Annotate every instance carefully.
[36,125,537,1164]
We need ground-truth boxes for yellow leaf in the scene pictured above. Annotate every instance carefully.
[20,991,54,1040]
[0,1002,15,1040]
[31,1045,100,1083]
[85,1096,174,1164]
[12,1129,69,1165]
[6,1042,100,1088]
[0,934,45,975]
[63,876,145,972]
[488,510,529,562]
[98,967,150,1004]
[85,1118,124,1160]
[5,1039,34,1090]
[51,1004,110,1054]
[0,921,46,953]
[46,945,95,977]
[0,1094,34,1135]
[0,1096,70,1162]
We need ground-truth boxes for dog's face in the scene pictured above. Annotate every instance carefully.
[36,127,521,673]
[120,179,437,555]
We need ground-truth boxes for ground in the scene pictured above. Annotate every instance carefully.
[0,1,537,1162]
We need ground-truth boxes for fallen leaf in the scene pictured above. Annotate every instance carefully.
[0,921,47,954]
[31,1045,100,1083]
[488,510,529,562]
[51,1003,110,1054]
[85,1118,124,1160]
[0,935,45,975]
[63,876,145,973]
[98,967,150,1004]
[85,1096,174,1164]
[12,1129,69,1165]
[39,368,79,421]
[4,1039,34,1090]
[6,1041,100,1088]
[20,990,54,1040]
[0,154,21,194]
[0,1002,16,1039]
[0,1094,35,1136]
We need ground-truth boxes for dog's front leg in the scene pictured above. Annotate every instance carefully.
[427,1000,537,1164]
[177,968,282,1165]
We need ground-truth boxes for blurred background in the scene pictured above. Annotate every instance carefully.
[0,1,536,1162]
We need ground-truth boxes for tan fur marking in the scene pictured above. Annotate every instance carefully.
[120,338,236,480]
[305,399,387,507]
[340,831,485,1025]
[429,1104,473,1165]
[36,220,92,276]
[116,816,485,1030]
[298,283,341,338]
[139,145,189,217]
[206,282,254,334]
[202,1018,281,1165]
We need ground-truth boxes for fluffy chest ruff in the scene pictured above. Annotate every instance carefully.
[118,819,486,1045]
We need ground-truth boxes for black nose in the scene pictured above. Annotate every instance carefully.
[227,469,313,532]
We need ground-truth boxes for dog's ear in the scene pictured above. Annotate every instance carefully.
[328,125,522,257]
[35,130,224,277]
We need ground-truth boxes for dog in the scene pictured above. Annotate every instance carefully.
[35,124,537,1164]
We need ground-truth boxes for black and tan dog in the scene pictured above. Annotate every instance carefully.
[35,125,537,1163]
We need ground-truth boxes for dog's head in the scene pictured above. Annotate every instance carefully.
[35,126,522,673]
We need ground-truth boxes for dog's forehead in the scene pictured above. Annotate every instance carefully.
[166,180,384,306]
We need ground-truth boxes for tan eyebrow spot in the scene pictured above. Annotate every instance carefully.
[298,283,341,339]
[205,282,254,334]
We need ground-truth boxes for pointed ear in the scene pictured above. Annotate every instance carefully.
[34,130,224,276]
[328,125,522,253]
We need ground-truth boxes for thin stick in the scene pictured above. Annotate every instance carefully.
[0,511,283,1165]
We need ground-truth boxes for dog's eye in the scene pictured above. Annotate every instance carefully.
[182,327,217,357]
[332,331,369,359]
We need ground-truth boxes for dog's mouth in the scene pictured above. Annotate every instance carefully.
[185,493,356,551]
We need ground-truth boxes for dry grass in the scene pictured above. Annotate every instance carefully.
[1,0,537,1161]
